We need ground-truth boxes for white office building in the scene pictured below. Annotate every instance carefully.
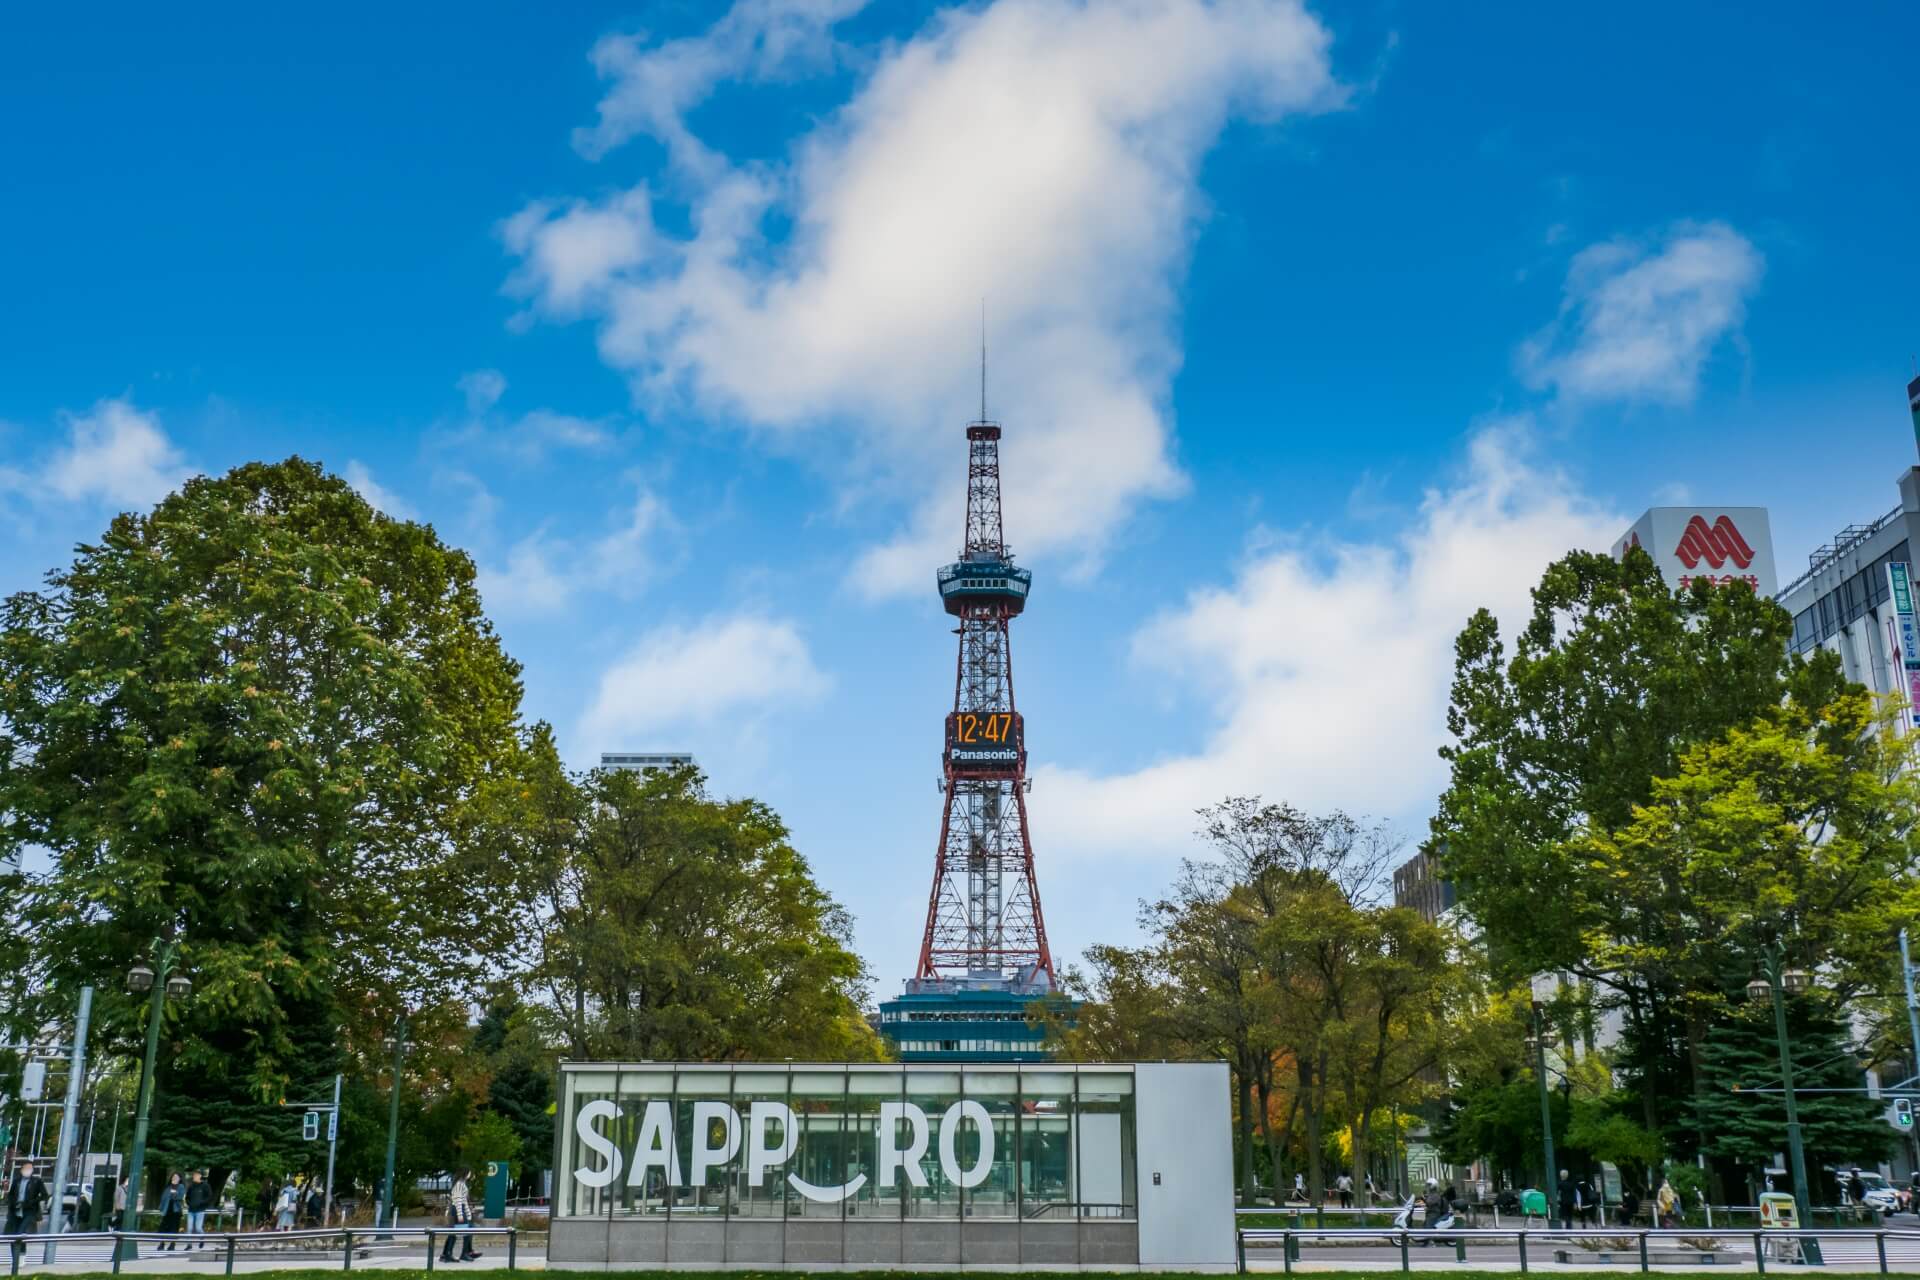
[1775,467,1920,702]
[600,752,697,773]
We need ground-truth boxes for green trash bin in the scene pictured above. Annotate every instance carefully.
[1520,1188,1549,1218]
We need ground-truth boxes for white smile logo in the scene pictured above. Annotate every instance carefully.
[572,1098,996,1202]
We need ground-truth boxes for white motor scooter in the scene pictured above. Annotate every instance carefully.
[1393,1194,1458,1240]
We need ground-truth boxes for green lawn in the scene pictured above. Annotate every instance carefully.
[26,1273,1915,1280]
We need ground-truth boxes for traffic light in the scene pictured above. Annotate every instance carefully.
[1896,1097,1913,1130]
[303,1110,320,1141]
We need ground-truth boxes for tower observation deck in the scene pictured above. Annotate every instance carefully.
[878,414,1069,1063]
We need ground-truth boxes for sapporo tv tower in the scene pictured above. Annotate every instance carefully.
[877,363,1071,1062]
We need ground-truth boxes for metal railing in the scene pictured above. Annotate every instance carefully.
[0,1225,520,1273]
[1235,1201,1898,1229]
[1235,1224,1920,1274]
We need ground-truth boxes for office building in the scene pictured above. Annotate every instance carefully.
[1391,848,1456,924]
[600,752,696,773]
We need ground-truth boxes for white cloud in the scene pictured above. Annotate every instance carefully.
[458,368,508,413]
[40,398,193,508]
[507,0,1345,594]
[342,460,417,520]
[476,484,673,616]
[502,190,656,315]
[573,0,867,171]
[443,371,617,458]
[515,409,614,452]
[1029,423,1623,862]
[579,612,830,747]
[1519,221,1763,405]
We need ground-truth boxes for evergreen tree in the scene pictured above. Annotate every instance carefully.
[1694,998,1892,1199]
[475,1000,554,1178]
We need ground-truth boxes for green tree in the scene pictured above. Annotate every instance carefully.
[1693,999,1892,1199]
[1431,549,1859,1152]
[475,999,556,1182]
[509,756,883,1061]
[0,458,527,1180]
[1434,1074,1565,1187]
[457,1110,523,1170]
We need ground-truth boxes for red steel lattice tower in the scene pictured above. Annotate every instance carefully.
[913,411,1055,989]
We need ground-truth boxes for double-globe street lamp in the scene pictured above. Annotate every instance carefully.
[1746,944,1818,1241]
[118,939,190,1259]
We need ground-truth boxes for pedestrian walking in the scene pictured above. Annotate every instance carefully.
[1621,1186,1641,1226]
[1576,1177,1598,1227]
[184,1169,214,1247]
[1336,1172,1354,1208]
[304,1180,325,1229]
[1292,1171,1306,1203]
[439,1169,480,1262]
[114,1175,129,1223]
[276,1179,298,1231]
[1655,1176,1678,1229]
[4,1160,50,1260]
[1555,1169,1575,1230]
[157,1172,185,1250]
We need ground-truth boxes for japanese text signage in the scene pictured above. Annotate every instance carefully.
[1887,562,1920,727]
[1611,507,1777,597]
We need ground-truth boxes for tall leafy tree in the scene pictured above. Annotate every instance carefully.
[1432,549,1852,1148]
[0,458,526,1178]
[508,756,883,1061]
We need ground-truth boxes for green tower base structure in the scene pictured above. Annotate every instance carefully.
[878,973,1075,1063]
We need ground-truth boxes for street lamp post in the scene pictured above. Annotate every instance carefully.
[379,1014,407,1231]
[1531,1001,1559,1203]
[1747,943,1822,1264]
[118,939,189,1260]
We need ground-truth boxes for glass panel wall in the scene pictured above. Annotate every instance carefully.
[786,1068,847,1218]
[558,1067,625,1218]
[904,1070,963,1218]
[845,1066,905,1219]
[615,1068,674,1215]
[673,1068,734,1216]
[966,1071,1020,1218]
[1075,1069,1136,1216]
[730,1070,790,1219]
[1018,1070,1075,1218]
[554,1063,1138,1223]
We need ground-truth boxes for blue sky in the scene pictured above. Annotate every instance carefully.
[4,0,1917,989]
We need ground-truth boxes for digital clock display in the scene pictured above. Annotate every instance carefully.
[945,711,1025,775]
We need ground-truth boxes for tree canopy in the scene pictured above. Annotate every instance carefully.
[0,458,526,1127]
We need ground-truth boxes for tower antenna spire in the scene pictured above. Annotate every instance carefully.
[979,298,988,423]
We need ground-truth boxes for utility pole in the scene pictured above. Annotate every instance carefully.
[380,1015,406,1231]
[323,1073,342,1226]
[43,986,93,1264]
[1532,1001,1559,1205]
[1901,930,1920,1083]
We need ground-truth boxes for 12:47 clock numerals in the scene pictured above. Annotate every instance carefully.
[952,712,1014,743]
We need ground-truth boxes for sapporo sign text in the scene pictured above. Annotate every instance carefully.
[574,1098,996,1203]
